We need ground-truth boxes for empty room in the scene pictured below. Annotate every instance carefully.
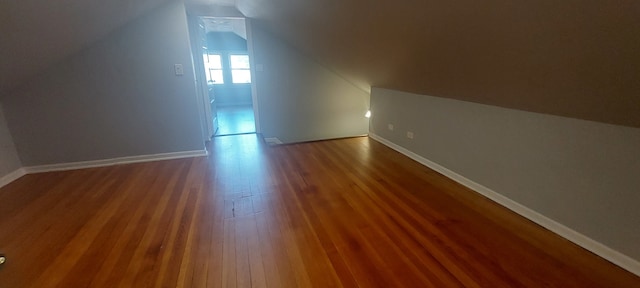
[1,0,639,287]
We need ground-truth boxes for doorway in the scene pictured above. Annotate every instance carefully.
[202,17,256,136]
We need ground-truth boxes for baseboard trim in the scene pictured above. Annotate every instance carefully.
[23,150,208,174]
[264,137,283,146]
[0,168,27,189]
[368,133,640,277]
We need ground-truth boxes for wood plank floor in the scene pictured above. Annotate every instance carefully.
[216,105,256,136]
[0,134,638,287]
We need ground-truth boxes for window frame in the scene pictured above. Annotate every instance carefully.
[229,54,252,84]
[203,53,224,85]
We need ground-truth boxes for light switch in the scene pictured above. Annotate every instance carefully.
[174,64,184,75]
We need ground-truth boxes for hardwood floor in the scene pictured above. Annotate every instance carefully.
[0,134,638,287]
[216,105,256,136]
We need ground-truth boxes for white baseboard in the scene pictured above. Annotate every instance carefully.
[23,150,208,174]
[264,137,283,145]
[368,133,640,277]
[1,150,208,189]
[0,168,27,189]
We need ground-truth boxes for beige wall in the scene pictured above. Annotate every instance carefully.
[241,1,640,128]
[3,1,204,166]
[0,102,21,178]
[250,23,369,143]
[370,87,640,263]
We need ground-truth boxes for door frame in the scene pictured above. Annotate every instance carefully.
[245,18,261,133]
[187,15,215,140]
[188,15,260,137]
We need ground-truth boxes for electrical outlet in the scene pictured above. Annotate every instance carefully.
[174,64,184,75]
[406,131,414,139]
[388,124,394,131]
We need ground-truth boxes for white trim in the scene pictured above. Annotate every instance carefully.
[246,18,261,133]
[1,150,208,188]
[0,168,27,189]
[23,150,208,174]
[264,137,283,145]
[368,132,640,277]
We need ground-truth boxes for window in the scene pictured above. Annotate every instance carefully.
[229,54,251,84]
[203,53,224,84]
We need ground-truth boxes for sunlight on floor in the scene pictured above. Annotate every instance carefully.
[216,105,256,136]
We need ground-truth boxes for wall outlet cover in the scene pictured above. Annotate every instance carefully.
[174,64,184,75]
[407,131,414,139]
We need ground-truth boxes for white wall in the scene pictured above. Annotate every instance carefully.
[0,102,21,179]
[3,1,204,166]
[250,23,369,143]
[370,87,640,266]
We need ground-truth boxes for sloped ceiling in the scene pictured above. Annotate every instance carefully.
[0,0,176,95]
[2,0,639,127]
[235,0,640,127]
[204,17,247,39]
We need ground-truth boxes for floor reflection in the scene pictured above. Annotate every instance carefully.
[215,105,256,136]
[209,134,271,199]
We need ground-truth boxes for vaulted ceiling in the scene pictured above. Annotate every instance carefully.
[236,0,640,127]
[2,0,639,127]
[0,0,174,94]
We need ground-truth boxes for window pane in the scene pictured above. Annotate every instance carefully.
[230,55,250,69]
[209,69,224,84]
[204,53,223,84]
[231,70,251,84]
[209,54,223,69]
[204,53,222,69]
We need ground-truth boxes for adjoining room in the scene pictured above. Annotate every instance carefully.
[202,17,256,136]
